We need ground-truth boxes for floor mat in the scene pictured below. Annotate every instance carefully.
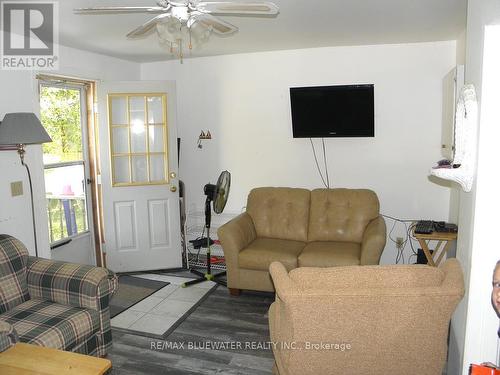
[110,275,170,318]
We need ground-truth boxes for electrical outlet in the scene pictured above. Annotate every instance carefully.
[10,181,23,197]
[396,237,404,249]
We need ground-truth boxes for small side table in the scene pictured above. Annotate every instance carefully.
[413,230,458,267]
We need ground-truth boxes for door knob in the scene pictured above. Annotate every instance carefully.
[170,185,177,192]
[169,172,176,179]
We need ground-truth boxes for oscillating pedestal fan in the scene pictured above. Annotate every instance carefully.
[182,170,230,287]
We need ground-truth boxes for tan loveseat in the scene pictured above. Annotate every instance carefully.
[268,259,465,375]
[218,187,386,294]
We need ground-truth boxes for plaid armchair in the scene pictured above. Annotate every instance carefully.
[0,234,117,357]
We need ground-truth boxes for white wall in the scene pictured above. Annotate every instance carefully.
[448,0,500,373]
[0,72,41,254]
[0,45,140,260]
[456,29,467,66]
[141,41,457,264]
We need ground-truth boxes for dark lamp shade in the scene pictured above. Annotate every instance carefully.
[0,112,52,145]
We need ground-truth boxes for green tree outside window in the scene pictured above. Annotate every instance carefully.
[40,87,83,163]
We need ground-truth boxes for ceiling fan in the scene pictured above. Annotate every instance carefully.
[74,0,279,61]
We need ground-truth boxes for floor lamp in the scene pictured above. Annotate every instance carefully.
[0,113,52,257]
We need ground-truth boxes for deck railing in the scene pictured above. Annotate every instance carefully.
[47,196,87,243]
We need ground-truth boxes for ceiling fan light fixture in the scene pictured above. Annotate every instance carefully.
[75,1,279,63]
[157,17,212,62]
[157,18,211,47]
[190,21,212,43]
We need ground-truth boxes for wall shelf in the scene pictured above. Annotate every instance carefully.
[430,167,474,192]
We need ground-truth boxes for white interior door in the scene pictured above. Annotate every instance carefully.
[98,81,182,272]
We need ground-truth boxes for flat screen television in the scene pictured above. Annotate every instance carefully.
[290,84,374,138]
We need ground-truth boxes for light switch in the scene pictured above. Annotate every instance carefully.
[11,181,23,197]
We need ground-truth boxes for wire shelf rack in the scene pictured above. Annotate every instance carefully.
[187,252,226,271]
[185,210,236,271]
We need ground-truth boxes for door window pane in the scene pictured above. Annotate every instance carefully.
[111,97,127,125]
[108,94,169,186]
[150,154,165,182]
[132,155,148,183]
[148,125,164,152]
[147,96,163,124]
[130,122,147,153]
[113,156,130,184]
[129,96,145,124]
[112,127,129,154]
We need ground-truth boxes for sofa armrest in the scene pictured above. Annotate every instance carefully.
[440,258,465,295]
[217,212,257,269]
[26,257,118,312]
[268,297,293,375]
[360,215,386,265]
[269,262,301,303]
[0,320,18,352]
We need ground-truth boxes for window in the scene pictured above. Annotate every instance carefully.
[40,85,89,243]
[108,94,169,186]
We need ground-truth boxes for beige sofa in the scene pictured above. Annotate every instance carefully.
[218,187,386,294]
[268,259,465,375]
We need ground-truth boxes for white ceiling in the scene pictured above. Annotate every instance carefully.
[60,0,467,63]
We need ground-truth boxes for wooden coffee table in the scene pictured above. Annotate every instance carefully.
[0,343,111,374]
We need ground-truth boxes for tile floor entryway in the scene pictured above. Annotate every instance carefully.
[111,274,216,336]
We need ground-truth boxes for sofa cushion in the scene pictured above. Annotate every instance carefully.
[0,235,30,314]
[0,298,99,352]
[308,189,380,242]
[298,241,361,267]
[239,238,305,272]
[246,187,310,242]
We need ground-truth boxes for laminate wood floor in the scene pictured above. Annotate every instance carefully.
[108,277,276,375]
[106,271,450,374]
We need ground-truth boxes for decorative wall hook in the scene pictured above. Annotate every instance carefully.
[197,130,212,148]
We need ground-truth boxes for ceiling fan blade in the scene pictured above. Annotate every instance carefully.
[74,6,166,15]
[169,0,190,5]
[192,13,238,35]
[126,13,171,38]
[196,1,279,15]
